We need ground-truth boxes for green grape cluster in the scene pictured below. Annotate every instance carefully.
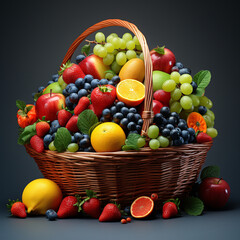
[93,32,143,79]
[147,125,169,149]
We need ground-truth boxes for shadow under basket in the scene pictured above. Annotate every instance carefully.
[25,141,212,206]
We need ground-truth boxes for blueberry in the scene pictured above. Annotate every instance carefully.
[52,74,59,82]
[38,86,45,92]
[71,135,77,143]
[191,81,198,94]
[175,62,184,69]
[129,130,138,135]
[189,135,196,143]
[166,124,174,130]
[47,80,54,85]
[170,129,180,140]
[168,116,178,126]
[76,54,86,64]
[79,138,90,148]
[116,101,125,111]
[84,75,94,83]
[153,113,164,125]
[120,118,129,128]
[83,134,90,139]
[110,106,117,115]
[160,107,170,118]
[120,107,129,116]
[124,206,131,215]
[136,125,142,133]
[178,121,187,130]
[182,130,190,140]
[129,107,137,114]
[65,96,73,109]
[69,93,79,103]
[113,113,124,123]
[162,118,168,126]
[100,117,104,122]
[170,112,180,121]
[75,78,85,89]
[84,146,94,152]
[102,108,111,119]
[84,83,91,91]
[74,132,83,142]
[67,84,78,94]
[78,89,88,98]
[134,113,141,122]
[46,209,57,221]
[108,80,114,86]
[173,137,184,146]
[162,128,170,137]
[187,128,196,136]
[91,79,100,89]
[179,68,191,75]
[127,122,136,131]
[127,112,135,122]
[50,120,60,134]
[62,89,68,96]
[111,76,120,84]
[198,106,207,115]
[171,66,179,72]
[138,119,143,126]
[43,134,53,148]
[52,132,56,140]
[99,79,108,85]
[179,119,187,125]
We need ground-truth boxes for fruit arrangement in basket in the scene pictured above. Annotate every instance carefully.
[16,31,217,153]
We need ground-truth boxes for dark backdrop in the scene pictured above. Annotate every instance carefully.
[1,0,239,207]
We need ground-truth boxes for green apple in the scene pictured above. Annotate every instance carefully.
[152,70,170,92]
[58,75,67,90]
[44,82,63,94]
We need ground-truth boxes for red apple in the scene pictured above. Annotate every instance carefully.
[150,47,176,74]
[153,90,171,106]
[79,54,110,79]
[198,177,230,209]
[152,100,164,115]
[36,92,65,121]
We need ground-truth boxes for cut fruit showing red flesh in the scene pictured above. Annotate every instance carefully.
[130,196,154,219]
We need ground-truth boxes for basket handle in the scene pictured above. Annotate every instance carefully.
[61,19,153,136]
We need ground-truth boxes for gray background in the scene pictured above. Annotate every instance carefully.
[1,0,240,239]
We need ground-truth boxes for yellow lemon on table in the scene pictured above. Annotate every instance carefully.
[91,122,126,152]
[22,178,62,215]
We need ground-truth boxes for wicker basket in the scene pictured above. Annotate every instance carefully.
[26,19,212,206]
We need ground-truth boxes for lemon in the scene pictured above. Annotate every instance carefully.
[22,178,62,215]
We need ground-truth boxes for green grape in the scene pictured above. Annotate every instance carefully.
[49,141,56,151]
[112,37,121,49]
[98,46,108,58]
[105,72,114,80]
[203,115,212,127]
[110,33,118,37]
[111,61,122,74]
[206,99,213,109]
[106,35,114,43]
[93,44,102,56]
[122,33,133,42]
[61,81,67,90]
[185,105,194,112]
[126,50,137,60]
[67,143,79,152]
[206,128,218,138]
[112,49,118,55]
[157,136,169,148]
[58,75,64,87]
[116,52,127,66]
[147,125,159,139]
[139,52,144,60]
[206,109,215,121]
[170,101,182,113]
[149,139,160,150]
[170,71,180,83]
[103,53,114,65]
[105,43,114,53]
[179,74,192,84]
[126,40,135,50]
[136,45,142,51]
[119,39,126,49]
[137,137,146,148]
[199,96,209,107]
[171,88,182,100]
[95,32,105,43]
[190,94,200,107]
[209,121,215,128]
[162,79,176,92]
[180,83,193,95]
[180,96,193,110]
[133,36,140,45]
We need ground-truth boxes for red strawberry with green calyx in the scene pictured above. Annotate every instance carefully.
[196,132,212,143]
[162,198,180,219]
[99,203,122,222]
[58,109,73,127]
[91,85,116,118]
[57,195,80,218]
[74,97,90,115]
[7,199,27,218]
[36,121,50,137]
[30,135,44,153]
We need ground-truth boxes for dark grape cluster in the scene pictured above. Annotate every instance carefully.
[171,62,191,75]
[100,101,143,136]
[153,107,196,146]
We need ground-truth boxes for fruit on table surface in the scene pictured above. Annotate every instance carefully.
[57,196,79,218]
[91,122,126,152]
[162,199,180,219]
[130,196,154,219]
[116,79,145,106]
[79,54,110,79]
[99,203,122,222]
[152,70,170,92]
[7,200,27,218]
[43,82,63,94]
[22,178,62,215]
[35,92,65,121]
[150,47,176,74]
[46,209,58,221]
[198,177,230,209]
[119,58,145,82]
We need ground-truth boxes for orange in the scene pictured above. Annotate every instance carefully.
[116,79,145,106]
[187,112,207,133]
[119,58,145,82]
[91,122,126,152]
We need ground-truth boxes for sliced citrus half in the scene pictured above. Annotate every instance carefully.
[130,196,154,219]
[116,79,145,106]
[187,112,207,133]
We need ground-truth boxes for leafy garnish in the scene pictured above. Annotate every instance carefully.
[54,127,72,152]
[81,44,91,56]
[153,45,165,55]
[122,133,141,151]
[193,70,211,96]
[33,91,43,102]
[89,122,101,136]
[200,165,220,181]
[17,123,37,145]
[16,100,26,110]
[183,196,204,216]
[77,110,99,135]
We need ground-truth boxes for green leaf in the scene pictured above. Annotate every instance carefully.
[89,122,101,136]
[122,133,141,151]
[17,123,36,145]
[16,100,26,110]
[34,91,43,102]
[54,127,72,152]
[86,190,97,199]
[58,60,73,76]
[81,44,91,56]
[200,165,220,181]
[77,110,98,135]
[26,105,33,112]
[193,70,211,90]
[183,196,204,216]
[154,45,165,55]
[195,88,205,96]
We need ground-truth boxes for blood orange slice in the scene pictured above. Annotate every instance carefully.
[130,196,154,219]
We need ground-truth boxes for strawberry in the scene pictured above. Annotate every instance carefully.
[36,121,50,137]
[74,97,90,115]
[60,61,85,84]
[57,196,79,218]
[162,198,180,219]
[30,135,44,153]
[99,203,122,222]
[196,132,212,143]
[91,85,116,118]
[7,199,27,218]
[66,115,79,133]
[58,109,72,127]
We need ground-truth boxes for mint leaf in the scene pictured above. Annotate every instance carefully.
[122,133,141,151]
[183,196,204,216]
[81,44,91,56]
[16,100,26,110]
[77,110,98,135]
[89,122,101,136]
[154,45,165,55]
[200,165,220,181]
[195,88,205,96]
[193,70,211,93]
[34,91,43,102]
[17,123,36,145]
[54,127,72,152]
